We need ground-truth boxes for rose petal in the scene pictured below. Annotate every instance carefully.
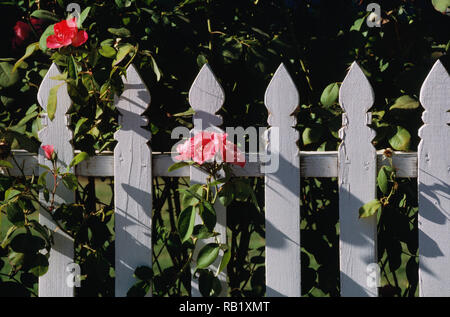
[46,34,65,49]
[72,30,88,47]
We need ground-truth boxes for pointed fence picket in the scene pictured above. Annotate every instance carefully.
[418,60,450,297]
[263,64,301,297]
[113,65,152,297]
[188,64,228,296]
[37,63,75,297]
[338,62,377,297]
[13,59,447,297]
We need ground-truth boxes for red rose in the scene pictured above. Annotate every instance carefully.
[42,145,55,160]
[12,18,45,50]
[46,18,88,49]
[12,21,31,49]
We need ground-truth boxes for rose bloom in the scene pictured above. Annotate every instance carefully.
[175,131,245,167]
[46,18,88,49]
[42,145,54,160]
[12,18,45,50]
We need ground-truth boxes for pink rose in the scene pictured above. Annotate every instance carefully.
[42,145,54,160]
[175,131,245,167]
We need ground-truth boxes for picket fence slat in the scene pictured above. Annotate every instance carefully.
[264,64,301,297]
[113,65,152,297]
[188,64,228,296]
[418,60,450,296]
[338,62,377,297]
[26,60,450,297]
[37,63,75,297]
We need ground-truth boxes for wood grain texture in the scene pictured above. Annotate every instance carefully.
[37,63,74,297]
[418,60,450,296]
[264,64,301,297]
[114,65,152,297]
[338,62,377,297]
[188,64,228,297]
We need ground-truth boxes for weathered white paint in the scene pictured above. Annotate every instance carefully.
[264,63,301,297]
[37,63,75,297]
[418,60,450,296]
[114,65,152,297]
[188,64,228,297]
[338,62,377,297]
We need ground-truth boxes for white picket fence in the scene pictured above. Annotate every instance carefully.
[5,59,449,297]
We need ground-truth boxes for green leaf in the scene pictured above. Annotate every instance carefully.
[10,234,46,254]
[13,42,40,73]
[302,126,324,146]
[28,254,49,277]
[99,45,117,58]
[218,183,234,207]
[0,160,13,169]
[7,203,25,227]
[149,54,161,81]
[127,280,150,297]
[69,152,89,168]
[47,83,63,121]
[320,83,339,107]
[359,199,382,218]
[168,161,190,172]
[62,173,78,191]
[432,0,450,12]
[198,270,222,297]
[350,16,366,31]
[196,243,220,269]
[31,10,59,22]
[5,131,39,153]
[216,247,231,276]
[177,206,196,243]
[389,95,419,110]
[134,266,154,282]
[5,189,21,201]
[68,55,78,81]
[193,225,217,240]
[200,201,216,232]
[0,62,19,88]
[113,44,134,66]
[172,108,195,117]
[77,7,91,27]
[377,166,389,195]
[108,27,131,38]
[389,126,411,151]
[39,24,55,51]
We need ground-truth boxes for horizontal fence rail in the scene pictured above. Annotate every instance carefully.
[6,150,418,178]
